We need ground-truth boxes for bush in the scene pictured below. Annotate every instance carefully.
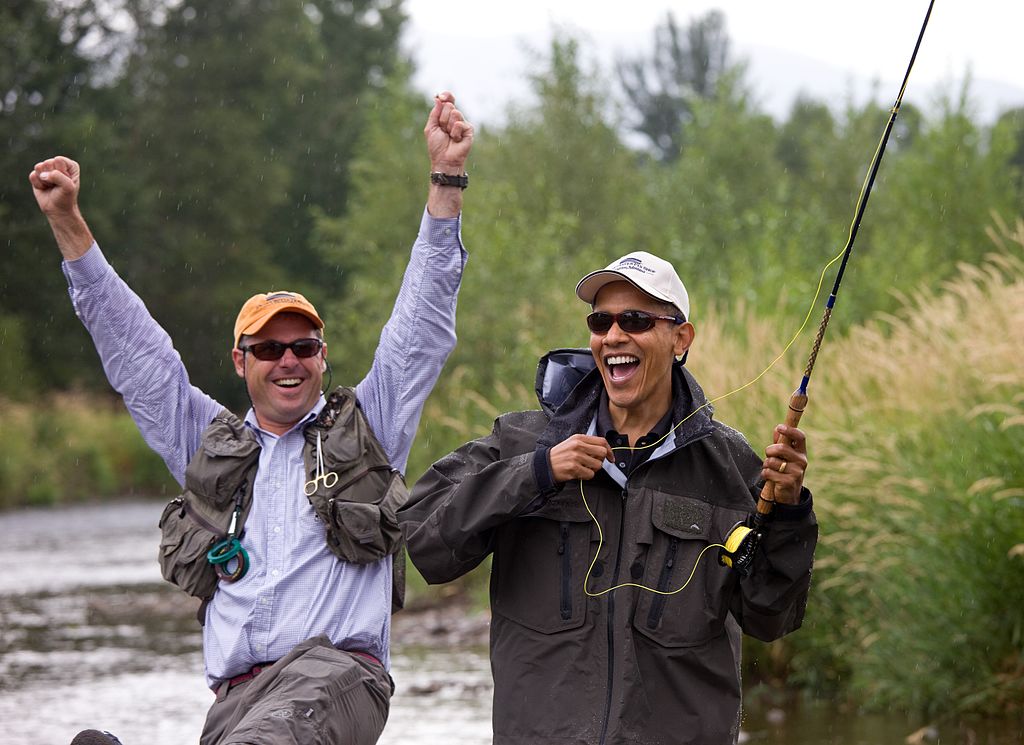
[0,393,175,509]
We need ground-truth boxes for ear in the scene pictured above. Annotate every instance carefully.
[673,322,695,359]
[231,347,246,378]
[320,342,328,373]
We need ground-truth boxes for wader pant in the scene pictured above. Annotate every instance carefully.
[200,635,392,745]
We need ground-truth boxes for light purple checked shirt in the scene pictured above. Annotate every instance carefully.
[62,209,466,685]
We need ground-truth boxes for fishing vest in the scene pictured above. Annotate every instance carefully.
[157,386,409,620]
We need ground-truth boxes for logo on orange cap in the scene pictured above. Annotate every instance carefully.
[233,291,324,348]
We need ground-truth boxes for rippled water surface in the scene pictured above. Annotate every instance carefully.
[1,502,1018,744]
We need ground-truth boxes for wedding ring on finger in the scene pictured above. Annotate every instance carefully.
[778,460,788,473]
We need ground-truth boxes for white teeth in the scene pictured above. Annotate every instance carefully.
[606,355,639,366]
[274,378,302,387]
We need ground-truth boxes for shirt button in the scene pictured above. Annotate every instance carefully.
[618,462,626,468]
[271,569,280,577]
[274,526,281,533]
[443,227,452,236]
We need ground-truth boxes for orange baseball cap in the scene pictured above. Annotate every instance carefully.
[233,290,324,348]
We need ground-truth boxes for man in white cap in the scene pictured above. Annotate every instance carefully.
[400,251,818,745]
[31,93,473,745]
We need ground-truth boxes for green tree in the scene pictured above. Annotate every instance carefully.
[991,105,1024,193]
[617,10,740,161]
[859,82,1021,319]
[311,70,428,390]
[0,0,120,391]
[2,0,411,405]
[80,0,409,406]
[654,76,787,315]
[487,34,654,260]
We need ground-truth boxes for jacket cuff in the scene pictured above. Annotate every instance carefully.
[771,487,813,521]
[532,446,557,493]
[519,447,562,515]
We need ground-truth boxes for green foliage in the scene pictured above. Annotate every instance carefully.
[617,10,740,161]
[2,0,409,408]
[0,316,35,400]
[775,220,1024,716]
[0,393,175,509]
[0,0,119,390]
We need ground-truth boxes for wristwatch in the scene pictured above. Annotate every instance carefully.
[430,171,469,190]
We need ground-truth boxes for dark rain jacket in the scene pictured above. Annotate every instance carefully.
[399,350,817,745]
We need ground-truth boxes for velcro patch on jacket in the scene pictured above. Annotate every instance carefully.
[658,497,712,536]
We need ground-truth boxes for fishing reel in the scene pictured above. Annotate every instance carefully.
[719,518,763,577]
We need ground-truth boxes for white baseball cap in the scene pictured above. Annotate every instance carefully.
[575,251,690,320]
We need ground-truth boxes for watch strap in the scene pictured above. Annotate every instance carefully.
[430,171,469,190]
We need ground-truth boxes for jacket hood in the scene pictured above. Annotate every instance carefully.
[535,348,597,416]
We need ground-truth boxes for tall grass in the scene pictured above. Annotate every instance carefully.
[779,216,1023,716]
[683,217,1024,715]
[0,393,174,509]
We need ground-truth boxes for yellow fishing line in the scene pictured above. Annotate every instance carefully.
[578,94,902,599]
[579,478,729,597]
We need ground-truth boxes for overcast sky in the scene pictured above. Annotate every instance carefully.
[403,1,1024,125]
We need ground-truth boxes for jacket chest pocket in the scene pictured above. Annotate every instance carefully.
[492,493,595,634]
[632,491,735,648]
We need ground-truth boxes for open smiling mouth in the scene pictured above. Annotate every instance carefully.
[605,355,640,383]
[273,378,303,388]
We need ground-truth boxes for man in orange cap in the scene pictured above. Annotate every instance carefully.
[31,92,473,745]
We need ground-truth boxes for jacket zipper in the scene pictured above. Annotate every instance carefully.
[599,488,629,745]
[646,536,679,628]
[181,498,227,537]
[595,429,714,743]
[558,522,572,621]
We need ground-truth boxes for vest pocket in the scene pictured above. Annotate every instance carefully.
[183,416,260,510]
[157,497,220,600]
[324,469,405,564]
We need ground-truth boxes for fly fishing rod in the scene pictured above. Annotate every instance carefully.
[721,0,937,574]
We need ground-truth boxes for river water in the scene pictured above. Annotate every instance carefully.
[0,501,1017,744]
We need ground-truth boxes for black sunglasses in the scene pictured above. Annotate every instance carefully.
[238,338,324,361]
[586,310,685,335]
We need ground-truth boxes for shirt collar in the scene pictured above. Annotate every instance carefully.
[243,394,327,440]
[596,390,674,444]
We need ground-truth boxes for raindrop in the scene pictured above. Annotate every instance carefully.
[304,4,323,24]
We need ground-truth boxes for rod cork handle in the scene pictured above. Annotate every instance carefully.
[756,388,808,515]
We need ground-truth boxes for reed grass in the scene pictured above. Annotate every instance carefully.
[688,216,1024,715]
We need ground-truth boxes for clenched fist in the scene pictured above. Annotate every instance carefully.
[549,434,614,483]
[29,156,94,260]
